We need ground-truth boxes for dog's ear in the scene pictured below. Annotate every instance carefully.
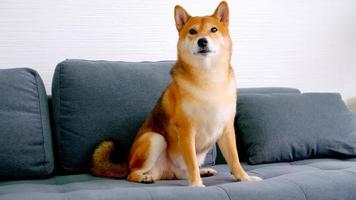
[174,5,191,31]
[213,1,229,26]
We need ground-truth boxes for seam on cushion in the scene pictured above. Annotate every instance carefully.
[289,162,323,170]
[142,188,154,200]
[291,164,322,171]
[34,70,50,175]
[56,62,64,172]
[246,163,292,172]
[215,185,232,200]
[55,62,81,173]
[249,168,322,180]
[247,170,264,179]
[289,161,351,171]
[283,178,308,200]
[342,168,356,174]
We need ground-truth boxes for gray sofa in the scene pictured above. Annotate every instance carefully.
[1,60,356,200]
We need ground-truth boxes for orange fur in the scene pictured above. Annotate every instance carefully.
[91,141,128,178]
[92,1,262,186]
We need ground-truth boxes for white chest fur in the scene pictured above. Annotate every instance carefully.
[179,79,236,154]
[183,98,233,151]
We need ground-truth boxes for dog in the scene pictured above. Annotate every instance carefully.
[91,1,262,187]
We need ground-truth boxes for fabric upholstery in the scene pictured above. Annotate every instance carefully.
[236,93,356,164]
[1,59,355,200]
[0,68,53,178]
[215,87,302,164]
[1,159,356,200]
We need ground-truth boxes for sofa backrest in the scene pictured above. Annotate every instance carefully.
[3,60,355,178]
[0,68,54,179]
[51,60,174,174]
[50,59,302,174]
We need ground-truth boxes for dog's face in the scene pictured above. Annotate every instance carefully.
[175,1,232,68]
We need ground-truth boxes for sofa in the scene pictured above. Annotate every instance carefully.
[1,60,356,200]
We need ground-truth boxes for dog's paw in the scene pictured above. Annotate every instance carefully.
[239,175,263,182]
[190,182,206,187]
[127,172,155,184]
[140,174,154,184]
[200,168,217,177]
[189,179,205,187]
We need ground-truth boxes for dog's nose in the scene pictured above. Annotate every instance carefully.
[197,38,208,48]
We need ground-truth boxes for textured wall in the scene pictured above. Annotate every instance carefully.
[0,0,355,106]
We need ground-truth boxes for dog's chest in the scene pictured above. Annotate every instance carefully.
[182,96,234,151]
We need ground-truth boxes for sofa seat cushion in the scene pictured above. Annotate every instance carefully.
[1,158,356,200]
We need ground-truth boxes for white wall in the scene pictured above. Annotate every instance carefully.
[1,0,356,110]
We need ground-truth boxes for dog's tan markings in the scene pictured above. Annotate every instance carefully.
[91,141,128,178]
[178,126,204,186]
[128,132,167,183]
[150,98,169,136]
[174,5,191,31]
[213,1,229,25]
[218,124,262,181]
[91,1,262,186]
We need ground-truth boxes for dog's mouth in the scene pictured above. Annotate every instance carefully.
[194,48,214,56]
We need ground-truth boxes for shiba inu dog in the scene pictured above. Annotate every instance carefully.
[91,1,262,187]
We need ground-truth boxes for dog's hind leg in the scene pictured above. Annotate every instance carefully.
[127,132,167,184]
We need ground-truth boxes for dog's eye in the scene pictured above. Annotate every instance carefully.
[211,27,218,33]
[189,29,197,35]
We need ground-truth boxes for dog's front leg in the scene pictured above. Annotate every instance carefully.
[217,125,262,182]
[178,127,204,187]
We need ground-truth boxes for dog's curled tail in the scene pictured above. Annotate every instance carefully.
[91,140,129,178]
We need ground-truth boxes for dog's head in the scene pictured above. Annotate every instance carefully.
[174,1,231,67]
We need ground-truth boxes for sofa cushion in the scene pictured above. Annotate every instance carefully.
[0,68,53,178]
[1,159,356,200]
[52,59,216,173]
[237,93,356,164]
[215,87,301,164]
